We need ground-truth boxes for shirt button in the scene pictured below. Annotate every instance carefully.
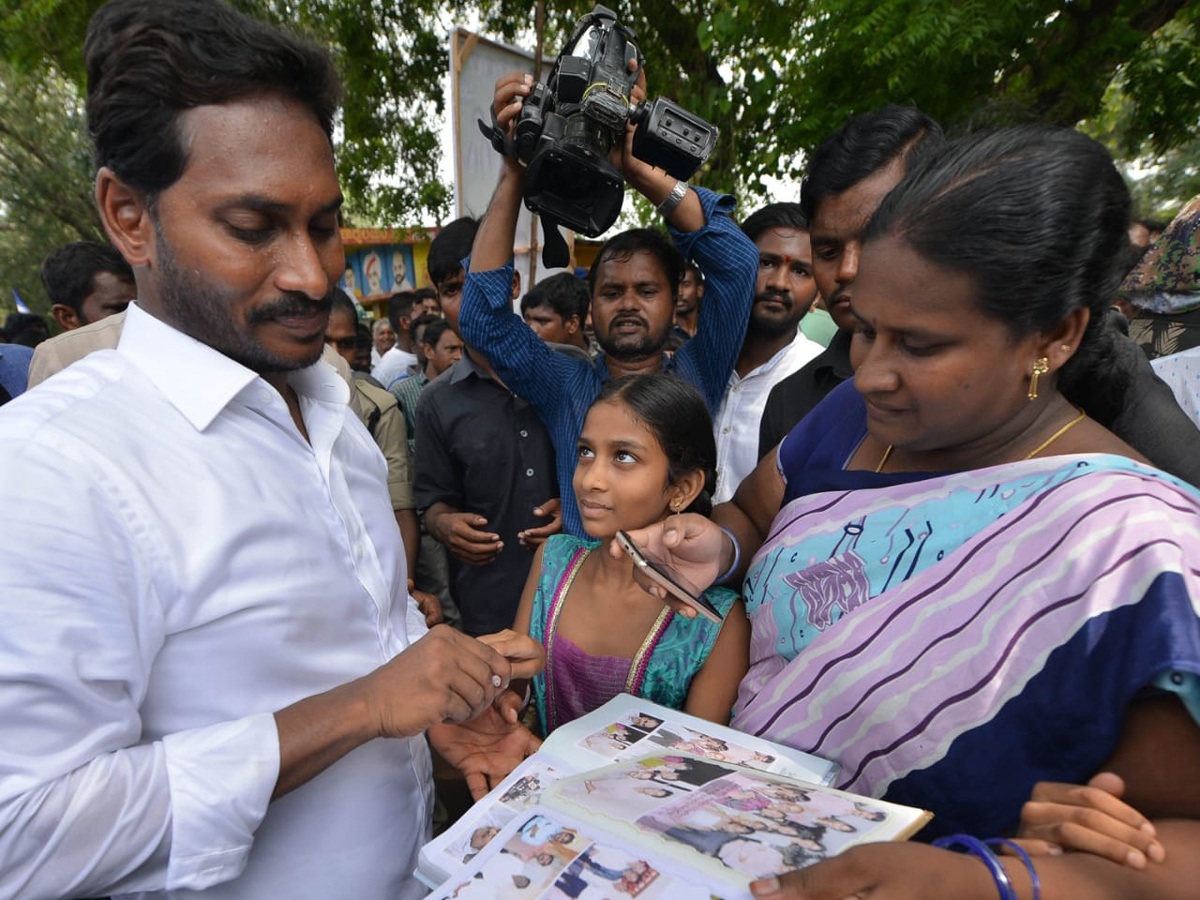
[354,543,364,560]
[732,385,741,392]
[722,427,731,434]
[526,468,535,477]
[1172,672,1186,686]
[520,430,528,438]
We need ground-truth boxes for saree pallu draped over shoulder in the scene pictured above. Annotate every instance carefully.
[731,455,1200,839]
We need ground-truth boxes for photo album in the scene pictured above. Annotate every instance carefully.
[418,694,930,899]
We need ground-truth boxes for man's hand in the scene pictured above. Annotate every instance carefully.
[748,843,997,899]
[610,513,730,617]
[493,72,532,175]
[432,511,503,566]
[429,706,543,801]
[1015,772,1165,868]
[411,586,443,627]
[518,497,563,549]
[360,625,510,739]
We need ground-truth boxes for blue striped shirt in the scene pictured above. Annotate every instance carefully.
[458,187,757,536]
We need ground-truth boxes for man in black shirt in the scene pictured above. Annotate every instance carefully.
[415,218,561,635]
[758,106,944,459]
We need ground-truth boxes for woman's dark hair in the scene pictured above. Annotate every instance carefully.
[85,0,342,204]
[592,374,718,516]
[864,125,1134,425]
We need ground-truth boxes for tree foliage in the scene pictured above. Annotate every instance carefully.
[0,62,105,317]
[1,0,1198,317]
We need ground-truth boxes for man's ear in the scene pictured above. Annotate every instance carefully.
[511,270,521,301]
[565,315,581,335]
[51,304,82,331]
[95,167,154,269]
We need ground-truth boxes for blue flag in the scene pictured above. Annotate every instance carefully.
[12,289,30,314]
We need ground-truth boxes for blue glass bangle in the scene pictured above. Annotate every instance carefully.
[714,526,741,584]
[931,833,1018,900]
[986,838,1040,900]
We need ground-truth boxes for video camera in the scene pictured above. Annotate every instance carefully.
[479,4,718,266]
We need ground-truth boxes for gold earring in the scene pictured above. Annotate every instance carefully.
[1060,344,1071,352]
[1028,357,1050,401]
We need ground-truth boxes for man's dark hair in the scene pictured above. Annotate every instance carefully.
[40,242,134,314]
[684,260,705,283]
[741,203,808,243]
[801,104,944,222]
[386,291,419,333]
[355,322,373,355]
[85,0,342,203]
[329,288,357,323]
[427,217,479,287]
[3,313,49,348]
[409,311,440,345]
[421,318,453,351]
[415,286,439,305]
[520,272,591,323]
[588,229,684,296]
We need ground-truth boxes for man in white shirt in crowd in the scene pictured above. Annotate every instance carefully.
[712,203,823,502]
[372,290,421,388]
[0,2,540,898]
[370,316,397,368]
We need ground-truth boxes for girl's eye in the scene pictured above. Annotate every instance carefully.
[902,342,938,357]
[615,450,638,464]
[577,446,595,460]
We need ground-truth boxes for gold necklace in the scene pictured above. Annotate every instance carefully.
[874,406,1087,473]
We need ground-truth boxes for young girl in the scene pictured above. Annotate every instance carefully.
[513,374,750,736]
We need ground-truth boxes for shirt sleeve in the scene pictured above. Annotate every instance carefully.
[456,260,590,416]
[413,384,463,512]
[672,187,759,412]
[0,433,280,899]
[374,402,416,511]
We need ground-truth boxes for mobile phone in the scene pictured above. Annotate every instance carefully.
[615,530,725,623]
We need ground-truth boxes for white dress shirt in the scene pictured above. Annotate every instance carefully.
[0,302,432,900]
[372,345,418,390]
[1151,344,1200,427]
[712,332,823,503]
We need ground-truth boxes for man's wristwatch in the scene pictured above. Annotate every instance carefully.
[656,179,690,218]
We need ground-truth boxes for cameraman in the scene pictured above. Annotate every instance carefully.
[459,70,758,537]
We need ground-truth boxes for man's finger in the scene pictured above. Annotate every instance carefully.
[464,770,491,802]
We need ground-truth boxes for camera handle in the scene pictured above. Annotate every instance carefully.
[477,108,518,160]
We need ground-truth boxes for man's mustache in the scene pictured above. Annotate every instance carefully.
[248,293,333,324]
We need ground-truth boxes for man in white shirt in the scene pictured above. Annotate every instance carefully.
[0,2,540,898]
[712,203,823,502]
[372,291,421,388]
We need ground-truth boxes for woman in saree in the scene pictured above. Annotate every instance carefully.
[617,125,1200,899]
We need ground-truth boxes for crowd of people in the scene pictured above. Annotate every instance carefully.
[1,1,1199,899]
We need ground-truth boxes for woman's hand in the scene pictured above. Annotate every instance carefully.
[609,513,731,616]
[1015,772,1165,868]
[748,842,998,899]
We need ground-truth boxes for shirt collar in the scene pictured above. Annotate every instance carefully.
[450,352,489,384]
[823,327,854,379]
[118,302,348,431]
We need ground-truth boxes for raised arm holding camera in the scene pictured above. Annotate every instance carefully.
[459,6,758,538]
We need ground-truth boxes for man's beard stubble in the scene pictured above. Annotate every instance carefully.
[154,217,329,374]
